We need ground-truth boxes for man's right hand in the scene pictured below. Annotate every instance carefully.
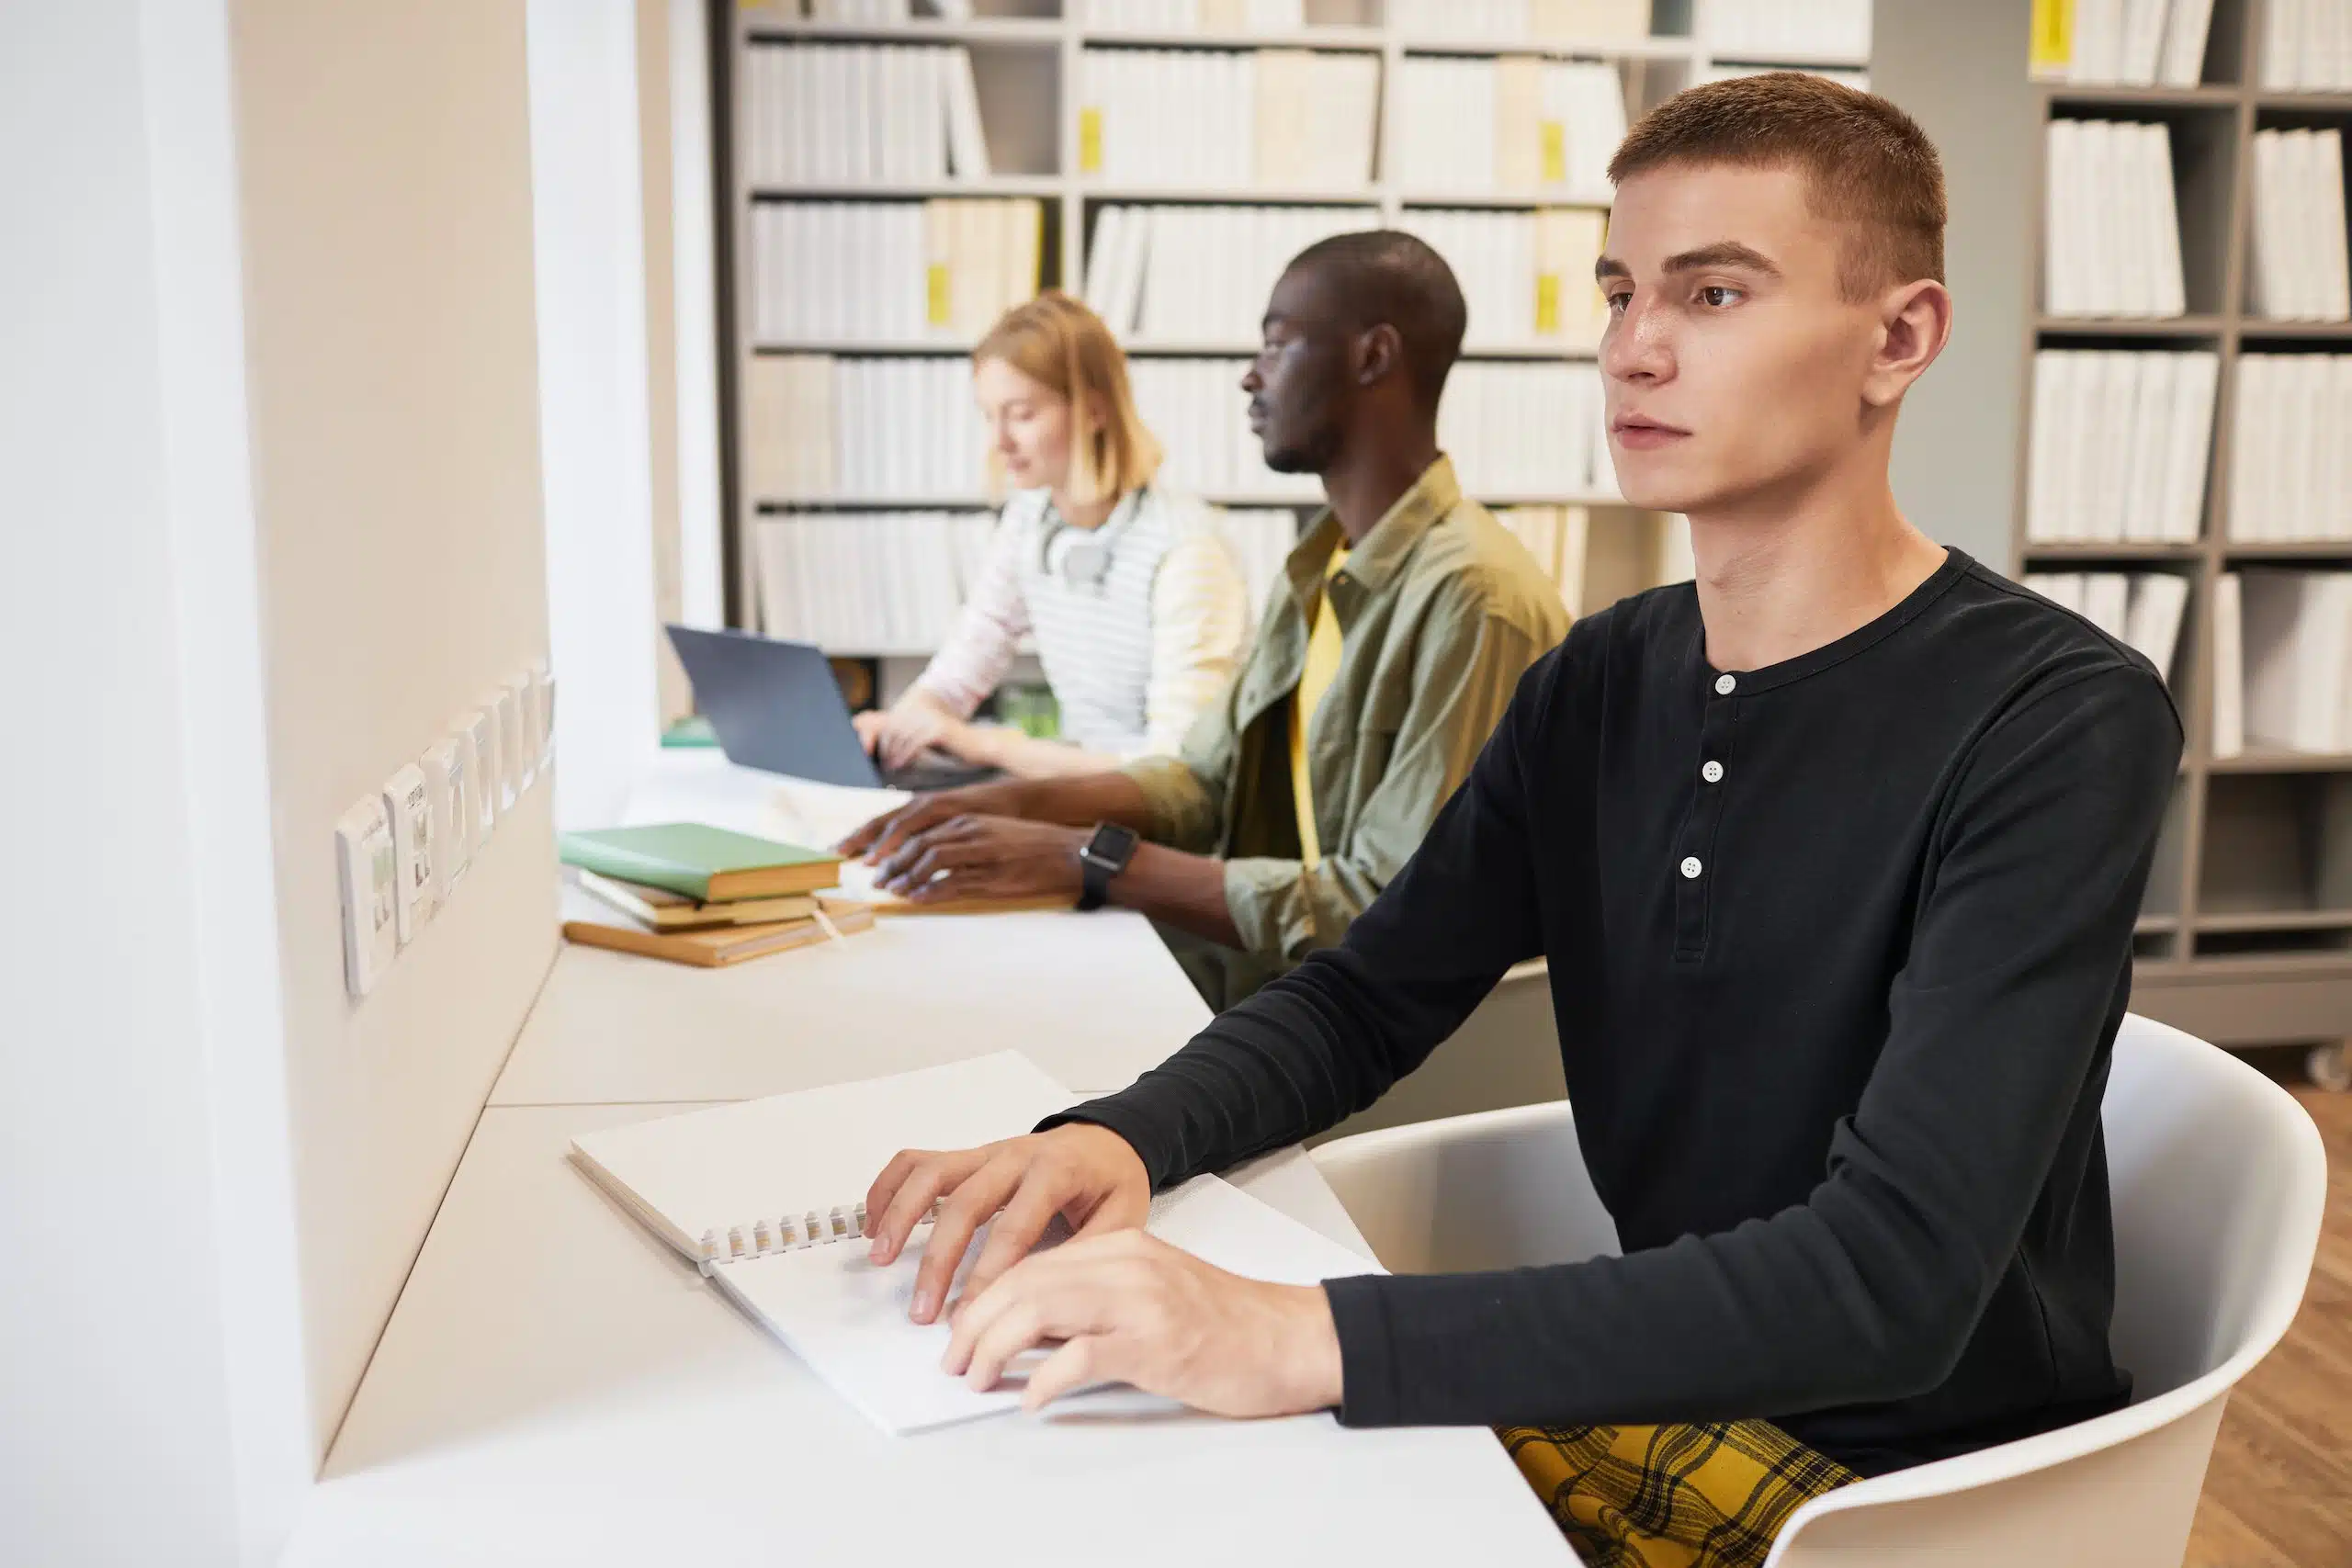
[862,1123,1152,1325]
[837,779,1031,862]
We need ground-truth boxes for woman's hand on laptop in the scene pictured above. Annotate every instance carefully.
[864,1123,1151,1325]
[944,1231,1346,1419]
[854,691,968,771]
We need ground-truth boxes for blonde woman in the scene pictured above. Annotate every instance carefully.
[854,292,1250,778]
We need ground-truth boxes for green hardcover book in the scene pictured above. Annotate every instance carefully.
[559,823,842,902]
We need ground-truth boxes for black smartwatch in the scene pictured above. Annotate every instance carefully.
[1076,823,1140,911]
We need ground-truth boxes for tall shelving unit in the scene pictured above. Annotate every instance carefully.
[2018,0,2352,1085]
[714,0,1869,671]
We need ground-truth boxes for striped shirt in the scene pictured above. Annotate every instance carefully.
[913,486,1250,759]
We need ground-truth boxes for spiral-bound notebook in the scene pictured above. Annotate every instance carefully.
[570,1052,1384,1435]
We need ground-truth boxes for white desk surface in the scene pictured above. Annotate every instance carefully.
[289,1105,1567,1566]
[494,753,1213,1104]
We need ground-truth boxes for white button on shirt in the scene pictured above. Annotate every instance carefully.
[1679,856,1703,879]
[1702,760,1724,784]
[1714,673,1737,695]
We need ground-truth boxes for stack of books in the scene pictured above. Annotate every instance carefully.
[1437,361,1619,499]
[1076,47,1379,190]
[1396,208,1611,349]
[743,355,992,502]
[2229,355,2352,542]
[560,824,874,968]
[1697,0,1872,61]
[1083,204,1376,344]
[1386,0,1654,45]
[2025,348,2218,544]
[755,511,997,654]
[2035,0,2215,85]
[748,198,1043,345]
[2214,570,2352,758]
[2260,0,2352,89]
[741,43,989,186]
[1080,0,1310,28]
[2248,130,2352,323]
[1494,504,1592,615]
[1125,357,1326,499]
[2041,119,2187,320]
[1389,56,1627,203]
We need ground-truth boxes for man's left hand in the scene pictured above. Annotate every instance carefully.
[942,1230,1346,1418]
[872,815,1087,903]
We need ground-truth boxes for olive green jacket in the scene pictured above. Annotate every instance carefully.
[1124,456,1571,1003]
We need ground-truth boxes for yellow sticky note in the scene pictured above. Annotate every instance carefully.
[927,264,953,326]
[1535,275,1562,335]
[1079,107,1103,175]
[2029,0,2074,78]
[1541,120,1566,186]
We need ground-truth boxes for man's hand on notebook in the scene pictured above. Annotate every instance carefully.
[864,1123,1149,1325]
[943,1230,1346,1419]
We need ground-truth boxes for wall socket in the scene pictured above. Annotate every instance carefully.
[337,659,554,1001]
[334,794,398,997]
[421,733,471,899]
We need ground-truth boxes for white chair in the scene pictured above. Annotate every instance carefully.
[1309,1013,2327,1567]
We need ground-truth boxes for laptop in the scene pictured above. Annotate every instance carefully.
[664,625,1001,793]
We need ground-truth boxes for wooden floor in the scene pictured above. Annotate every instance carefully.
[2185,1062,2351,1567]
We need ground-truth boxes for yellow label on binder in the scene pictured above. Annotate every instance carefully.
[1079,107,1103,174]
[1535,274,1562,335]
[2029,0,2074,78]
[1541,120,1566,186]
[927,264,953,326]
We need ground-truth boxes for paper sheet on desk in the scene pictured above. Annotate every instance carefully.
[763,775,913,853]
[711,1174,1386,1437]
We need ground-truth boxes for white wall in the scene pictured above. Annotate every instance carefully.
[670,0,729,633]
[228,0,564,1462]
[531,0,665,830]
[0,3,304,1562]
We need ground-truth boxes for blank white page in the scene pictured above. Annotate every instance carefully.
[713,1172,1388,1436]
[571,1052,1078,1259]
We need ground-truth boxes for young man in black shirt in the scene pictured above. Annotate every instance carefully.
[860,73,2182,1565]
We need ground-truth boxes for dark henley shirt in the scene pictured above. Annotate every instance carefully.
[1046,548,2183,1474]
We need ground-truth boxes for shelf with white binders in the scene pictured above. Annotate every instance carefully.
[2017,1,2352,982]
[2041,102,2233,320]
[2245,112,2352,321]
[720,0,1874,671]
[2256,0,2352,92]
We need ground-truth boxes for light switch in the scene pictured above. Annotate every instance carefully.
[334,794,398,997]
[487,684,523,811]
[382,763,436,943]
[529,658,555,767]
[468,701,503,829]
[505,671,537,793]
[420,734,471,900]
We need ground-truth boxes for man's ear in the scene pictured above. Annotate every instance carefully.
[1863,278,1952,409]
[1357,322,1405,388]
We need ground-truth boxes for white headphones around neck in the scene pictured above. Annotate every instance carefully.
[1038,487,1144,592]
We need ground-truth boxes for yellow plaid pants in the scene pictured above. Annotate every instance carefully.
[1498,1420,1860,1568]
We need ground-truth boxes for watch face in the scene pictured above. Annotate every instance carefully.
[1084,824,1137,864]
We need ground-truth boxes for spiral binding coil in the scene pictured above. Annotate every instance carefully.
[697,1197,945,1275]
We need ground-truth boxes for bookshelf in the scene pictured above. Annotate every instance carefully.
[715,0,1871,670]
[2016,0,2352,1085]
